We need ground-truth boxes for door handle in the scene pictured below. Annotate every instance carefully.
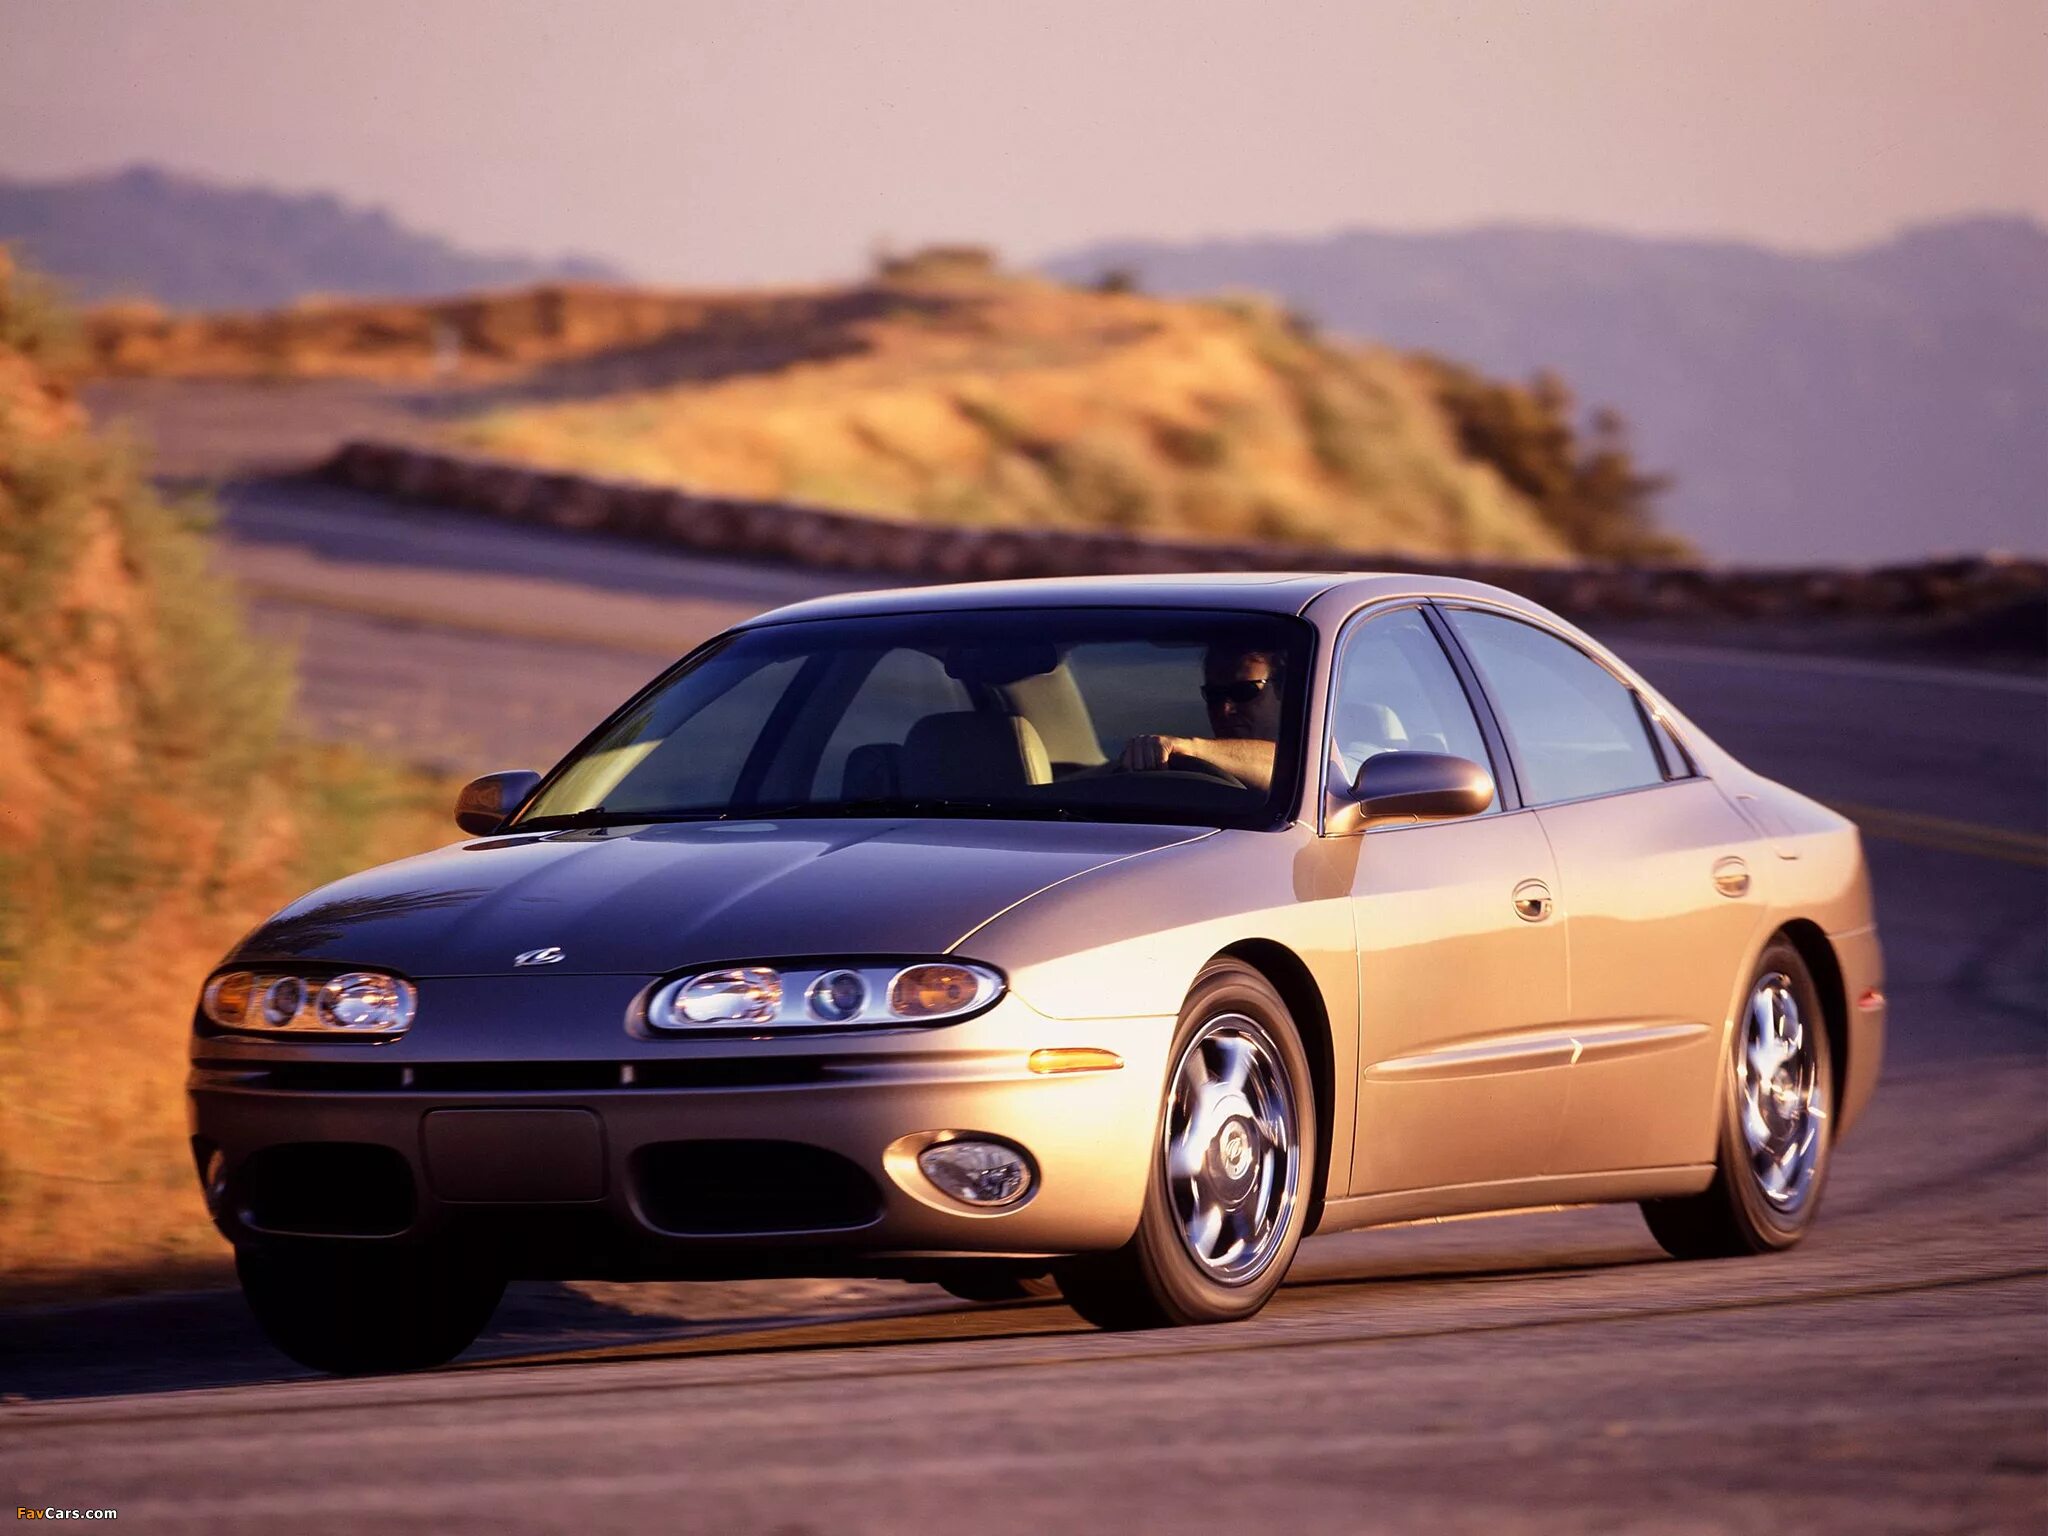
[1512,878,1553,922]
[1712,856,1751,898]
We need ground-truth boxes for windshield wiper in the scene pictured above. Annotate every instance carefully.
[515,805,724,833]
[723,797,1077,822]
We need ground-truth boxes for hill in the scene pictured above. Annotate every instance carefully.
[78,253,1684,562]
[1044,218,2048,562]
[0,253,446,1294]
[0,164,620,310]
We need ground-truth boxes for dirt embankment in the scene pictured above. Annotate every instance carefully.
[80,258,1679,563]
[0,253,449,1298]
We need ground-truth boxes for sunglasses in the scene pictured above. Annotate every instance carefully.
[1200,678,1274,706]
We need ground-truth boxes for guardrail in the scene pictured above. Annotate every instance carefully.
[322,440,2047,622]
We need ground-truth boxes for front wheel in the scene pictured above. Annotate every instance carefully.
[236,1239,505,1375]
[1641,937,1835,1260]
[1056,960,1315,1329]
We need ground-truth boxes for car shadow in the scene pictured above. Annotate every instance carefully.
[0,1231,1679,1407]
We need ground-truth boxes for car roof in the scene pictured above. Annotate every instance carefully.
[738,571,1552,627]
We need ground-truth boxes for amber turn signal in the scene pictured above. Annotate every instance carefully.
[889,963,986,1018]
[1027,1047,1125,1075]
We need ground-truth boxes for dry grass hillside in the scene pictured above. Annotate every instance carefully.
[84,252,1685,561]
[0,253,450,1297]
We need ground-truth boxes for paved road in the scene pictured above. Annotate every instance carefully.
[4,480,2043,1533]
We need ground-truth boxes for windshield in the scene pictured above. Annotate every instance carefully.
[514,607,1313,830]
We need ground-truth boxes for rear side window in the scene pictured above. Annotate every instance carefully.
[1445,609,1665,805]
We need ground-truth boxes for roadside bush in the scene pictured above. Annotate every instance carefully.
[0,254,449,1297]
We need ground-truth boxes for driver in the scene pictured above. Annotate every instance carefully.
[1117,642,1283,793]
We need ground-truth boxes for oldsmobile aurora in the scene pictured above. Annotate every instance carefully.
[189,573,1884,1373]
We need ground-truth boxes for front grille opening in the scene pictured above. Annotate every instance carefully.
[253,1062,408,1092]
[236,1143,416,1237]
[409,1062,621,1093]
[629,1057,833,1090]
[220,1058,848,1094]
[634,1140,882,1235]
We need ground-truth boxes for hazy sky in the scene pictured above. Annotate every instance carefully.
[1,0,2042,285]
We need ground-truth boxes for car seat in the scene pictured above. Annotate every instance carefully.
[899,712,1053,798]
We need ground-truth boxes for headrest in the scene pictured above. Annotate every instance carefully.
[1336,700,1409,754]
[900,712,1052,798]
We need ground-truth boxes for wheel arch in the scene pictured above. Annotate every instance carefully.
[1213,938,1336,1233]
[1776,918,1849,1112]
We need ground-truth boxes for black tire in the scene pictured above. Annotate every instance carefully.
[931,1266,1062,1304]
[1056,960,1315,1330]
[236,1239,505,1375]
[1641,937,1835,1260]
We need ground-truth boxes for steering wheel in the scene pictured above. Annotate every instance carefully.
[1089,745,1245,794]
[1162,752,1249,790]
[1100,751,1248,791]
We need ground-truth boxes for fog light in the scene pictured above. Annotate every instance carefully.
[199,1148,229,1217]
[918,1138,1033,1208]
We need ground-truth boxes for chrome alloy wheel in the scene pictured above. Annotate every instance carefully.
[1738,972,1830,1212]
[1162,1014,1299,1284]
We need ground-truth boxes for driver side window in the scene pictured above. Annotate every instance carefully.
[1327,608,1498,813]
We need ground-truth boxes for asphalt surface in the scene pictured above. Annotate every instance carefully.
[4,478,2044,1533]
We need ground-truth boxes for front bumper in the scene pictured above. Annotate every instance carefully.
[187,980,1174,1277]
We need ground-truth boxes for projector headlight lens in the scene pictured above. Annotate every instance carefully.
[260,975,307,1027]
[806,969,868,1023]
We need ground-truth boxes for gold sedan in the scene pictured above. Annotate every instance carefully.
[190,573,1883,1372]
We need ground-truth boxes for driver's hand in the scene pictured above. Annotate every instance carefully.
[1119,734,1190,771]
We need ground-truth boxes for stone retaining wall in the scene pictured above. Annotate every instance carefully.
[323,439,2047,621]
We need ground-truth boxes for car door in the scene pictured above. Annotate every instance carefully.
[1440,606,1768,1175]
[1331,606,1573,1198]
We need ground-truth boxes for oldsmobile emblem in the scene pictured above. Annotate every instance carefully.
[514,946,566,967]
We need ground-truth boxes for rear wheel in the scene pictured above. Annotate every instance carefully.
[1056,960,1314,1329]
[236,1239,505,1375]
[1641,937,1834,1259]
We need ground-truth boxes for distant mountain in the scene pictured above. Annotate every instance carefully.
[1046,218,2048,562]
[0,165,622,310]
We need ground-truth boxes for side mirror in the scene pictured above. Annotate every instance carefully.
[1337,751,1493,832]
[455,769,542,836]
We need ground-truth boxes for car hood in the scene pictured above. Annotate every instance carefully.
[228,818,1212,977]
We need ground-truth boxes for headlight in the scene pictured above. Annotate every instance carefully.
[889,963,988,1018]
[201,971,255,1028]
[642,960,1003,1033]
[318,972,418,1032]
[674,966,782,1024]
[198,968,415,1036]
